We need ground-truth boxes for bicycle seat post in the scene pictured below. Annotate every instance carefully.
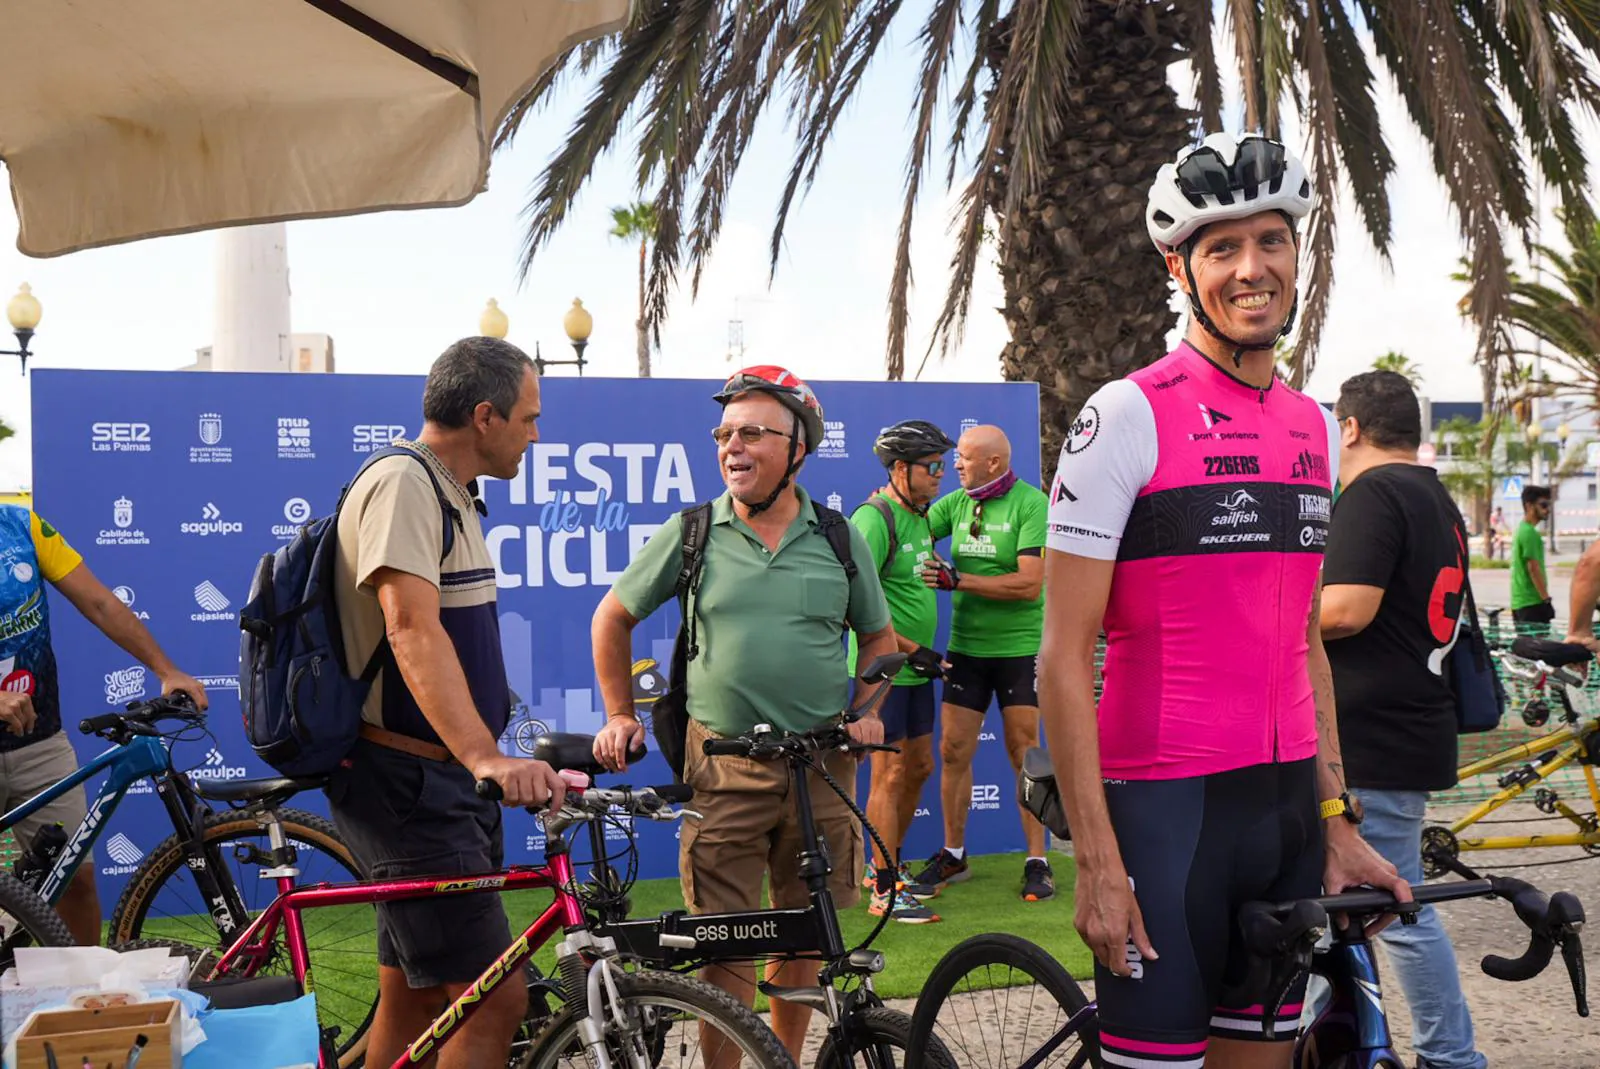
[258,807,300,881]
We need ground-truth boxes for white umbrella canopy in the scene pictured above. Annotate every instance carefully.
[1,0,628,257]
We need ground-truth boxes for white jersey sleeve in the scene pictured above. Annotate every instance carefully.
[1045,379,1158,561]
[1321,405,1341,489]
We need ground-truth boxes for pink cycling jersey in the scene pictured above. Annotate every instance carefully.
[1045,342,1339,780]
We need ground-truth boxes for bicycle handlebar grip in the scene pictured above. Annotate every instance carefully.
[1482,933,1555,982]
[701,738,750,757]
[651,784,695,804]
[475,780,504,802]
[79,713,124,735]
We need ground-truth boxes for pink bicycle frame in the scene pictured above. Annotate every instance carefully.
[209,851,587,1069]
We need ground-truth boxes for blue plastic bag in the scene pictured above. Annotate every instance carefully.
[185,993,318,1069]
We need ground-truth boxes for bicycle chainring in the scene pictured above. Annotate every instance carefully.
[1421,826,1460,879]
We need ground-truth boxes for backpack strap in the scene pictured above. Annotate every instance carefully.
[344,446,465,684]
[855,496,898,577]
[675,502,714,664]
[813,504,858,581]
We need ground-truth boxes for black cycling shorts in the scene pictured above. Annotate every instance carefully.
[1095,759,1323,1068]
[942,651,1038,713]
[877,682,936,742]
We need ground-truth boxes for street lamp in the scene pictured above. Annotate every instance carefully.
[3,284,41,374]
[534,298,592,376]
[479,298,509,340]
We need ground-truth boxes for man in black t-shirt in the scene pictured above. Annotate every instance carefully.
[1315,370,1485,1069]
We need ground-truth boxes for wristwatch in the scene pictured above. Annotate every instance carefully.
[1319,792,1364,825]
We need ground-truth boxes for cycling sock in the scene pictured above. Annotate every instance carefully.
[946,847,965,861]
[1026,856,1048,866]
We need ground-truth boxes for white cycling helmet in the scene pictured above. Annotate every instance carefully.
[1146,132,1314,252]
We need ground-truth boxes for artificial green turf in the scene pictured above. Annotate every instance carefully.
[132,850,1091,1018]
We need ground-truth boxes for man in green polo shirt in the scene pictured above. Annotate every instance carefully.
[913,424,1053,902]
[1511,484,1554,633]
[849,419,957,925]
[590,366,894,1062]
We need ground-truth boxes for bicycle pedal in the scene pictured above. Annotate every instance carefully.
[1535,788,1561,815]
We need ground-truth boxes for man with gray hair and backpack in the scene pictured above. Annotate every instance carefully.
[590,366,896,1062]
[850,419,955,924]
[326,336,565,1069]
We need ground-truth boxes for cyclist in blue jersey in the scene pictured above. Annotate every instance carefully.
[1039,133,1407,1069]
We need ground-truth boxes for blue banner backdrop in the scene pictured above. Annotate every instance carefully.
[30,370,1041,912]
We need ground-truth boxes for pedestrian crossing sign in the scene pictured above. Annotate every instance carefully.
[1501,476,1524,501]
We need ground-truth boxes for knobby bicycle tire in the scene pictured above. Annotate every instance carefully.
[518,968,797,1069]
[814,1005,958,1069]
[105,808,374,1068]
[907,932,1101,1069]
[0,871,72,971]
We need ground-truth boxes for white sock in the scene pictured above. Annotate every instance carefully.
[1027,856,1048,866]
[946,847,965,860]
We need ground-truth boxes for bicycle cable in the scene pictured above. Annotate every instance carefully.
[799,748,898,956]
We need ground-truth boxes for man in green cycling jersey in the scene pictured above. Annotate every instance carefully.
[911,424,1053,902]
[851,419,956,924]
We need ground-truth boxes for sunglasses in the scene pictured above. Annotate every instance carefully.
[969,500,984,540]
[712,423,793,446]
[1176,136,1287,202]
[910,459,946,477]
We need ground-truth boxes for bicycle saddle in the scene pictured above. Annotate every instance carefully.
[191,774,327,807]
[532,732,608,776]
[1017,746,1070,840]
[1510,637,1595,667]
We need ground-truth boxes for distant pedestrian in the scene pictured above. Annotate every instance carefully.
[1510,486,1555,633]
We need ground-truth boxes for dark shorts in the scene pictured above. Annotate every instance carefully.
[876,683,936,743]
[327,739,510,989]
[942,652,1038,713]
[1095,759,1324,1068]
[1513,600,1556,633]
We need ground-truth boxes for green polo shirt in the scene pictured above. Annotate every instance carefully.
[613,487,892,737]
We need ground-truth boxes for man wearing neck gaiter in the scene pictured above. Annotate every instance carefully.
[911,424,1053,903]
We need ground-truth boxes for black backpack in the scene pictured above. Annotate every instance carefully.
[650,501,857,778]
[854,496,899,577]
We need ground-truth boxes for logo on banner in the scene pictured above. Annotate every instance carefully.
[273,498,313,541]
[192,580,234,622]
[111,585,150,620]
[102,833,145,875]
[190,413,232,464]
[352,424,406,453]
[196,674,240,692]
[104,666,146,704]
[970,784,1002,811]
[97,497,150,546]
[817,420,848,459]
[277,417,314,459]
[91,422,152,453]
[960,418,978,435]
[191,747,248,781]
[180,503,243,537]
[825,492,843,512]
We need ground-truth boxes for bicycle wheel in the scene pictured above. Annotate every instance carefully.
[814,1005,958,1069]
[0,871,72,971]
[907,933,1100,1069]
[518,967,796,1069]
[106,808,375,1068]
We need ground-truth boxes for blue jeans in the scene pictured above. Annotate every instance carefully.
[1305,789,1487,1069]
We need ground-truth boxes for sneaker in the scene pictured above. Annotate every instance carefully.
[911,849,972,889]
[1022,858,1056,902]
[861,862,941,900]
[868,885,942,924]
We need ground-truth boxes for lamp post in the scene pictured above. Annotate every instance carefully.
[478,297,593,376]
[3,284,41,374]
[479,298,509,340]
[1553,418,1573,553]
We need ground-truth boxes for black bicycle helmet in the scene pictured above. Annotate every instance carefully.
[873,420,955,467]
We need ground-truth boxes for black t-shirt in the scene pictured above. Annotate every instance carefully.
[1324,463,1466,791]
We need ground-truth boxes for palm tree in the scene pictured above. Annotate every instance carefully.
[502,1,1600,469]
[1496,210,1600,407]
[0,419,10,445]
[610,202,659,378]
[1371,351,1423,389]
[1435,415,1502,537]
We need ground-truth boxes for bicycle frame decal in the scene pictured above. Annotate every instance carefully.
[434,876,508,893]
[0,734,167,902]
[604,907,822,965]
[403,932,532,1064]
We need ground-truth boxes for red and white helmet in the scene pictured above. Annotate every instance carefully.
[713,366,826,455]
[1146,132,1314,252]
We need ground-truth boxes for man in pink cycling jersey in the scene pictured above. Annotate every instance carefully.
[1039,133,1408,1069]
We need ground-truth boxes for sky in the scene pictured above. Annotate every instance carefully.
[0,19,1571,491]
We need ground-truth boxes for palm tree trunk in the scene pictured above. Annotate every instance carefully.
[636,239,651,378]
[990,2,1197,480]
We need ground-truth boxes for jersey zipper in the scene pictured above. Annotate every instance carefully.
[1265,389,1281,762]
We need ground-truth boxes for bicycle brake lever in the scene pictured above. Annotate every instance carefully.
[1560,934,1589,1017]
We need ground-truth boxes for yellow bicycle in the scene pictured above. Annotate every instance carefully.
[1423,636,1600,876]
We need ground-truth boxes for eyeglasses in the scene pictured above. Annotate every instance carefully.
[969,500,984,539]
[712,424,793,446]
[1176,136,1287,201]
[911,460,946,477]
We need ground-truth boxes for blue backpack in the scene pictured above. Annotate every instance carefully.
[239,447,459,777]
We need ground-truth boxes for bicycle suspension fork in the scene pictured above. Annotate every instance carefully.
[154,773,252,939]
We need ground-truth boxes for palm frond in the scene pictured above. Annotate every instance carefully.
[1003,0,1084,214]
[1287,0,1339,383]
[1321,0,1393,257]
[1258,0,1294,138]
[1226,0,1262,130]
[1181,0,1222,131]
[946,0,1003,187]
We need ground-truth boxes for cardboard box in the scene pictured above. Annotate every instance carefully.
[12,999,180,1069]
